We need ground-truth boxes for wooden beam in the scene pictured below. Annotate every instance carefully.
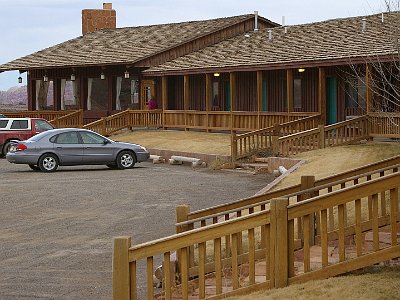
[205,73,212,132]
[318,67,327,125]
[257,71,263,129]
[366,64,373,114]
[287,69,293,113]
[162,76,168,111]
[230,72,237,112]
[184,75,189,130]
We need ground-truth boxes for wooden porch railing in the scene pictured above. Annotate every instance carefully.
[369,112,400,138]
[50,109,83,128]
[112,170,400,299]
[1,110,75,121]
[231,115,321,160]
[83,109,163,136]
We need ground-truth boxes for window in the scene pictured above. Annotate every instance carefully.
[53,132,80,144]
[0,120,8,128]
[10,120,29,129]
[34,120,54,131]
[293,79,302,109]
[80,131,107,144]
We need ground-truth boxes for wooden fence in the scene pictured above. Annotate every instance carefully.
[83,109,163,136]
[50,110,84,128]
[1,110,75,121]
[112,170,400,299]
[369,112,400,138]
[231,115,321,160]
[232,116,370,159]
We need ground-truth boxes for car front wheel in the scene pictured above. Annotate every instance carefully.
[116,151,136,169]
[38,153,59,172]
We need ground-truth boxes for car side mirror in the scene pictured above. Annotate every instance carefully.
[103,140,111,145]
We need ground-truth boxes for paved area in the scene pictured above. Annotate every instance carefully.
[0,159,273,299]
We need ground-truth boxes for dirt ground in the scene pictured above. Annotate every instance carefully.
[113,129,232,156]
[0,159,272,299]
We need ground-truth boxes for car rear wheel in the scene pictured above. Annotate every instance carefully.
[2,141,12,156]
[38,153,59,172]
[29,164,40,171]
[116,151,136,169]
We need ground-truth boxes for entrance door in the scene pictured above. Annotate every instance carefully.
[326,77,337,125]
[141,80,155,110]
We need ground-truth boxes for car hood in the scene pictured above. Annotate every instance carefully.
[113,141,143,149]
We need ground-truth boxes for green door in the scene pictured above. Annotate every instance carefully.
[262,80,267,111]
[326,77,337,125]
[224,81,231,111]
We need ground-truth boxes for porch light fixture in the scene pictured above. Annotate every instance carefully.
[124,70,130,79]
[18,76,22,84]
[298,68,305,73]
[213,73,220,77]
[43,74,49,82]
[70,73,76,81]
[101,72,105,80]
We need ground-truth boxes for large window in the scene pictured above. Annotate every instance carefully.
[293,78,302,110]
[35,80,54,110]
[345,77,366,116]
[61,80,80,110]
[116,77,139,110]
[87,78,108,110]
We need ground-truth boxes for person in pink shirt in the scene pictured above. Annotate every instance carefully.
[148,98,158,110]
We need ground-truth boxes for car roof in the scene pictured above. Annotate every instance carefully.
[0,117,47,121]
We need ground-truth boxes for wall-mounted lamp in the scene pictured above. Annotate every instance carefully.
[18,76,22,84]
[100,72,105,80]
[298,68,306,73]
[124,70,130,79]
[70,73,76,81]
[213,73,220,77]
[43,74,49,82]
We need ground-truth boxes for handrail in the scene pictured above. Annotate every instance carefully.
[186,155,400,221]
[177,163,399,228]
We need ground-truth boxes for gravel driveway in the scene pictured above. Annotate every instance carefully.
[0,159,273,299]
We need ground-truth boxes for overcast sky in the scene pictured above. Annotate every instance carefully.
[0,0,387,90]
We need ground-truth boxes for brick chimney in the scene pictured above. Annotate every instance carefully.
[82,3,116,35]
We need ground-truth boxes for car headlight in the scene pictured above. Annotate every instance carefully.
[140,146,147,152]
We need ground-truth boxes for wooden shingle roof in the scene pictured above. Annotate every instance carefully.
[144,12,400,75]
[0,14,271,72]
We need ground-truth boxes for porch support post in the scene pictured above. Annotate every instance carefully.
[205,73,212,132]
[257,70,263,129]
[366,64,373,114]
[286,69,293,115]
[108,76,114,113]
[162,76,168,129]
[53,79,60,111]
[318,67,327,125]
[184,75,189,130]
[28,76,34,111]
[230,72,237,132]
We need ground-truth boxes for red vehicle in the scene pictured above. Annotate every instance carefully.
[0,118,54,156]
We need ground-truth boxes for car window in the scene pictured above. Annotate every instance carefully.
[10,120,29,129]
[54,132,80,144]
[80,132,107,144]
[35,120,54,131]
[0,120,8,128]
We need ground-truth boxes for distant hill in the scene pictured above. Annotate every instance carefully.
[0,86,28,105]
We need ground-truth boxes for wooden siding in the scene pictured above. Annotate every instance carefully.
[167,76,184,110]
[236,72,257,111]
[264,70,287,112]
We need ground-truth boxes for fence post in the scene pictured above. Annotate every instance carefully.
[300,176,316,246]
[231,133,237,162]
[112,236,132,300]
[318,125,325,149]
[176,205,193,278]
[270,197,289,288]
[272,136,279,156]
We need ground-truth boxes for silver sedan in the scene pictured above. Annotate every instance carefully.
[6,128,150,172]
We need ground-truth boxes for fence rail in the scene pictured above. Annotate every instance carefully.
[113,170,400,299]
[50,110,83,128]
[1,110,75,121]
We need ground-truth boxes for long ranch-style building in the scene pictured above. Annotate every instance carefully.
[0,3,399,139]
